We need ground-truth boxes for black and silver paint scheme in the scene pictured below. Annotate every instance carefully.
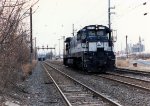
[63,25,115,72]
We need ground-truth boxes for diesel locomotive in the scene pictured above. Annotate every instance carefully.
[63,25,116,72]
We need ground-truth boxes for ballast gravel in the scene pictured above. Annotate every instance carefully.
[49,61,150,106]
[24,62,66,106]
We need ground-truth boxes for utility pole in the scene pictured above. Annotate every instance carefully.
[108,0,111,29]
[72,24,74,36]
[30,7,33,64]
[58,38,60,58]
[62,36,65,58]
[35,37,36,60]
[126,35,128,58]
[108,0,115,29]
[139,36,141,53]
[58,36,65,59]
[54,44,57,58]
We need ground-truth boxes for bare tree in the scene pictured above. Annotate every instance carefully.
[0,0,38,91]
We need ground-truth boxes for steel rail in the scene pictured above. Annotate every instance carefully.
[44,61,122,106]
[115,68,150,76]
[98,75,150,92]
[41,63,72,106]
[46,61,150,91]
[106,72,150,83]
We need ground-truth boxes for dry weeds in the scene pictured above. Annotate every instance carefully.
[116,58,150,72]
[116,59,130,67]
[22,60,37,79]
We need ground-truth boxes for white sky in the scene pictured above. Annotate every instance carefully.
[31,0,150,55]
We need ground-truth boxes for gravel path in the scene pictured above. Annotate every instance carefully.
[24,62,65,106]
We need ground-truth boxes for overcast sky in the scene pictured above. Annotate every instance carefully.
[31,0,150,54]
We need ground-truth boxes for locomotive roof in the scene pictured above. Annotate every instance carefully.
[77,25,111,33]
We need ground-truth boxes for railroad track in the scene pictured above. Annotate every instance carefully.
[115,68,150,76]
[42,62,121,106]
[47,60,150,75]
[98,72,150,92]
[45,60,150,91]
[106,71,150,82]
[49,61,150,80]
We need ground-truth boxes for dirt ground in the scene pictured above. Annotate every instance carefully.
[116,58,150,72]
[0,60,37,106]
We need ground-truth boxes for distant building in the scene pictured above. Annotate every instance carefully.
[131,43,145,53]
[131,36,145,53]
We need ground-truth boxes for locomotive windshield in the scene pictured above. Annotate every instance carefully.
[97,30,109,41]
[97,30,104,36]
[88,31,96,36]
[88,30,107,37]
[87,29,109,41]
[77,25,111,42]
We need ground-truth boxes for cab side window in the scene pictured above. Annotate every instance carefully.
[77,33,81,40]
[66,43,69,51]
